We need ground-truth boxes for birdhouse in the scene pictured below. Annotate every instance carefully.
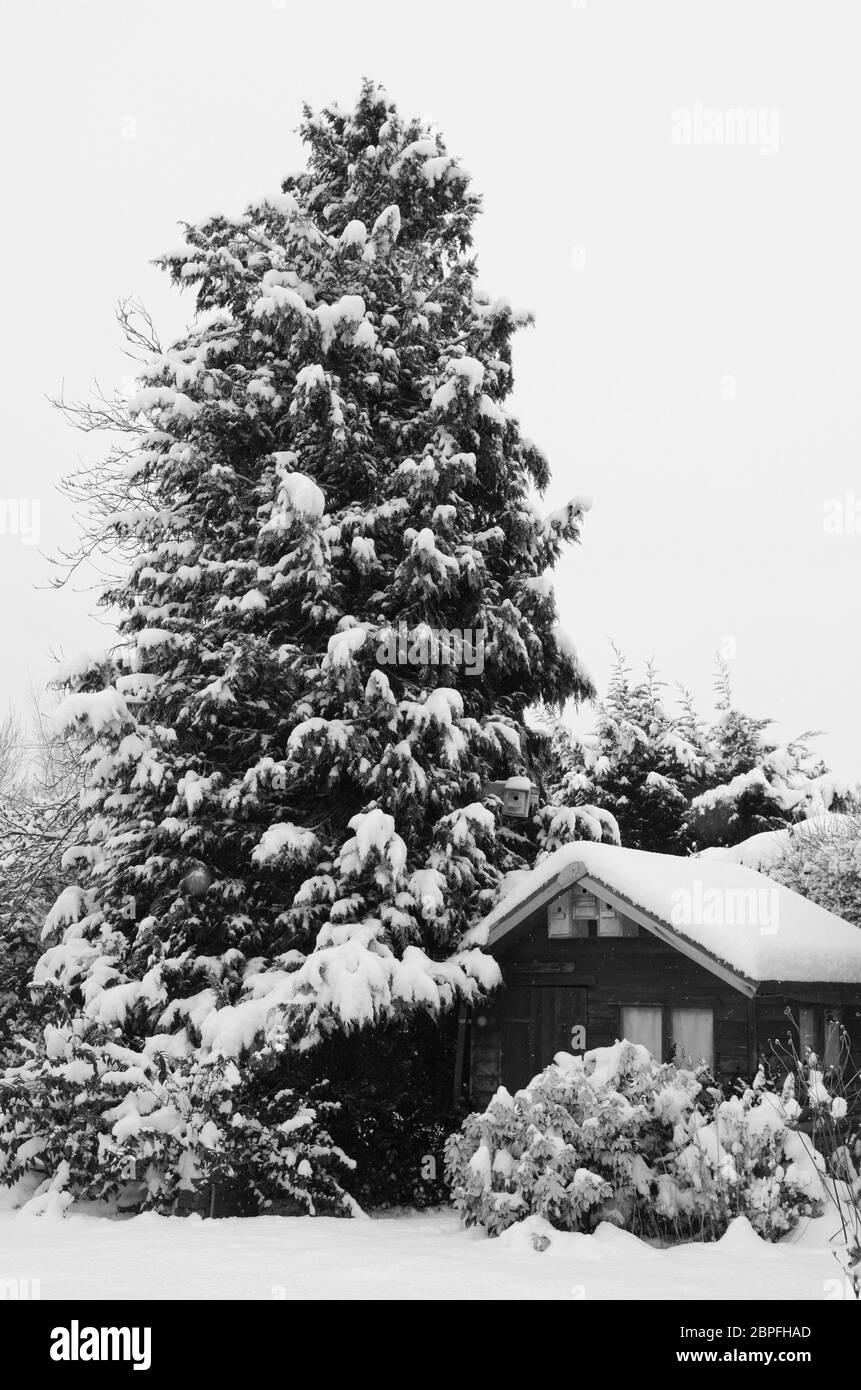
[482,775,539,820]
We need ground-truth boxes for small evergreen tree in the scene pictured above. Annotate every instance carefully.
[548,649,711,853]
[686,660,859,848]
[549,651,859,854]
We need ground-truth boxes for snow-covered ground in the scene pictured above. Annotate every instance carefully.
[0,1205,853,1301]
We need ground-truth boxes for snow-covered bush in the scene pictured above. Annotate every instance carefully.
[446,1041,824,1241]
[668,1070,824,1240]
[770,1026,861,1289]
[0,1023,355,1217]
[765,814,861,927]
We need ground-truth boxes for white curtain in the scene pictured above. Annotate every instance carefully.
[621,1006,663,1061]
[672,1008,714,1067]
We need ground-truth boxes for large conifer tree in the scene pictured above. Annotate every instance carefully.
[36,81,602,1069]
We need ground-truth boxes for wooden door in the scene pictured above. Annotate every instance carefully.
[500,984,588,1092]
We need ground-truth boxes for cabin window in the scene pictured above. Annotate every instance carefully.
[671,1008,714,1069]
[622,1006,664,1061]
[620,1005,715,1067]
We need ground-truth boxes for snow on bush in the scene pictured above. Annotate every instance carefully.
[0,1025,355,1217]
[445,1041,824,1241]
[769,1025,861,1286]
[764,813,861,927]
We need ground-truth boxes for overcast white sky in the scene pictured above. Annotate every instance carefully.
[1,0,859,774]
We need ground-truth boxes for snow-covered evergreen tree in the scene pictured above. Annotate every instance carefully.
[3,83,606,1209]
[685,660,859,848]
[548,649,711,853]
[549,652,859,854]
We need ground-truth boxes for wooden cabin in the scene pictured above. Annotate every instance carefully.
[469,842,861,1106]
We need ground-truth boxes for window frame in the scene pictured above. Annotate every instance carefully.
[670,1005,715,1070]
[620,1003,665,1061]
[616,1002,716,1068]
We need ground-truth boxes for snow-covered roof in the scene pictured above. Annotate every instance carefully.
[481,841,861,989]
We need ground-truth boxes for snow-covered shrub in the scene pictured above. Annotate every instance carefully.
[667,1070,823,1240]
[766,814,861,927]
[446,1041,676,1236]
[446,1041,823,1241]
[770,1028,861,1290]
[0,1023,355,1216]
